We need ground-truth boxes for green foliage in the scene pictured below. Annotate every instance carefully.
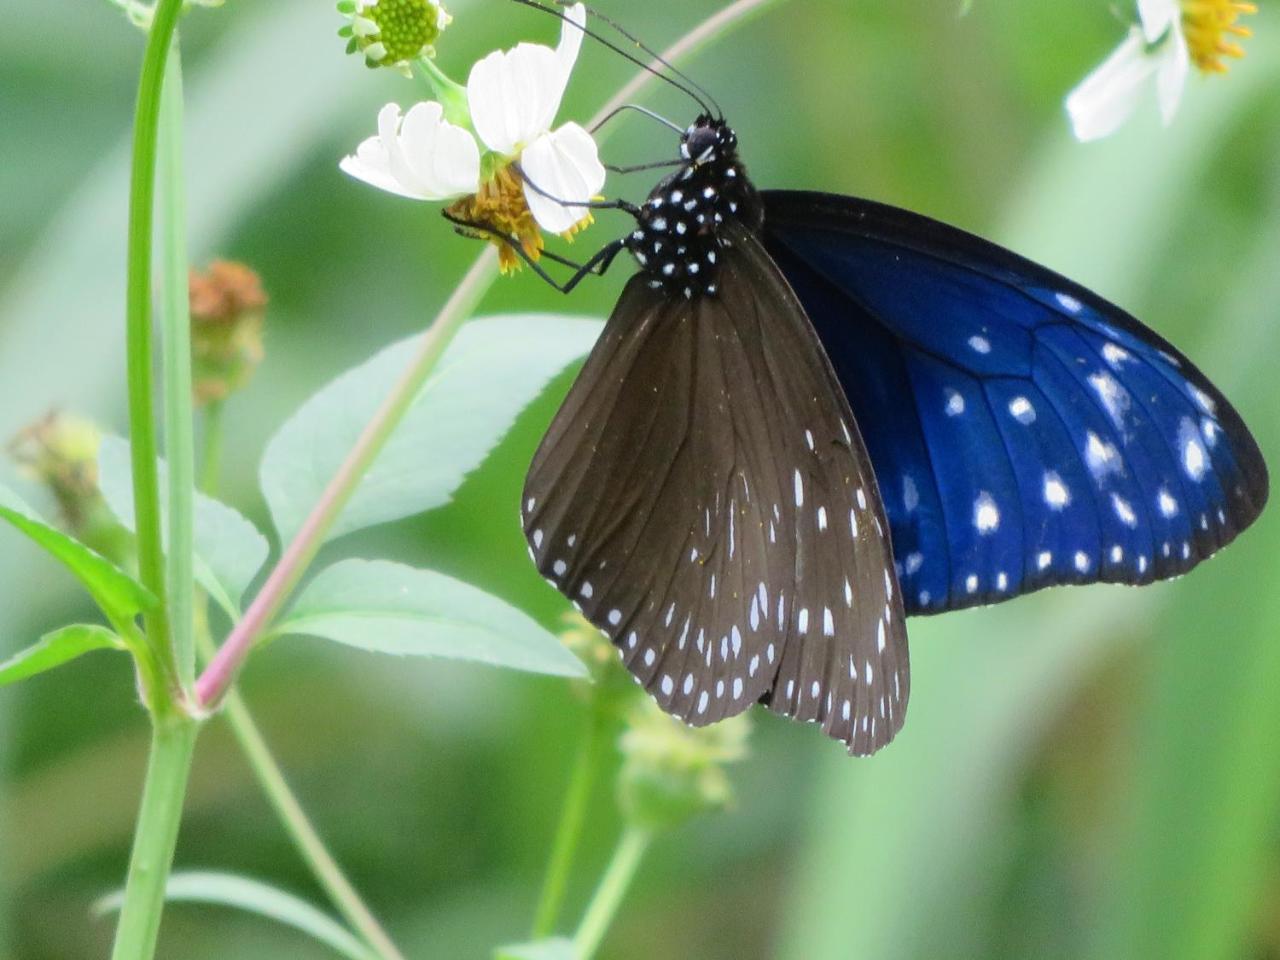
[96,871,377,960]
[276,558,588,677]
[97,436,268,616]
[259,314,602,546]
[494,939,575,960]
[0,482,156,629]
[0,624,124,687]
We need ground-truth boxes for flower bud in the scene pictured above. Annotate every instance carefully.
[189,260,267,406]
[338,0,451,75]
[558,611,638,716]
[617,699,750,831]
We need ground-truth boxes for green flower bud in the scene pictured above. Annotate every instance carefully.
[617,700,750,831]
[189,260,267,406]
[558,611,639,717]
[338,0,451,75]
[8,413,131,561]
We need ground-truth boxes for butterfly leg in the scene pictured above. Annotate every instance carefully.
[515,164,644,218]
[589,103,684,137]
[606,158,685,175]
[442,210,627,294]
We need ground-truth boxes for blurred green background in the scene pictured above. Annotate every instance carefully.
[2,0,1279,957]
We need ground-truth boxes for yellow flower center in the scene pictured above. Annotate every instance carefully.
[447,162,595,275]
[1181,0,1256,74]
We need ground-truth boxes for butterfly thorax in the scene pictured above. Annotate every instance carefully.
[626,116,761,300]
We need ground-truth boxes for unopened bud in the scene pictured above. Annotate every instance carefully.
[189,260,267,406]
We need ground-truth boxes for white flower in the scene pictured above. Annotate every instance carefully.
[1065,0,1190,141]
[340,3,604,237]
[466,2,604,232]
[340,101,480,201]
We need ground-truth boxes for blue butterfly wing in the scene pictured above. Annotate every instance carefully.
[761,190,1268,615]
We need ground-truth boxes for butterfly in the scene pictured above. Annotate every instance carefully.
[490,10,1269,756]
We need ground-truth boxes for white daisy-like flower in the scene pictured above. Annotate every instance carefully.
[340,2,605,261]
[1066,0,1188,142]
[1065,0,1255,142]
[340,101,480,200]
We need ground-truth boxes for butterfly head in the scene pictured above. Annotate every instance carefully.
[627,116,760,300]
[680,115,736,165]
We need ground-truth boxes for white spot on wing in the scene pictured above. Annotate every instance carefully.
[968,334,991,354]
[1008,396,1036,424]
[973,492,1000,533]
[1043,472,1070,509]
[945,389,965,416]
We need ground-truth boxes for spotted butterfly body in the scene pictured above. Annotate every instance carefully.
[520,115,1267,756]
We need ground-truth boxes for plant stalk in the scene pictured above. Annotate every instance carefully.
[532,706,609,938]
[159,45,196,693]
[571,826,653,960]
[109,717,199,960]
[124,0,185,686]
[194,247,496,707]
[196,406,407,960]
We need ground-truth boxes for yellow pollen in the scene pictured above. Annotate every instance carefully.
[446,163,596,274]
[1181,0,1256,74]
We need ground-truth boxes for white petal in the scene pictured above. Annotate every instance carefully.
[552,4,587,111]
[340,136,424,200]
[520,122,606,234]
[468,43,560,154]
[467,3,585,155]
[1155,25,1190,125]
[400,101,480,198]
[1137,0,1181,44]
[341,102,478,201]
[1065,30,1158,142]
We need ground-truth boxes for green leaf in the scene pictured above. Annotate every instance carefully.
[94,871,375,960]
[0,482,156,628]
[259,314,602,545]
[494,938,575,960]
[276,559,587,678]
[98,436,269,616]
[0,624,124,686]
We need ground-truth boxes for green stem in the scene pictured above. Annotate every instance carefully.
[194,410,406,960]
[532,706,609,939]
[572,827,653,960]
[159,44,196,693]
[125,0,185,689]
[109,717,199,960]
[221,688,409,960]
[198,400,224,496]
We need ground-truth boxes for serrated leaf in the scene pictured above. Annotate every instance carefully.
[94,871,374,960]
[276,559,587,678]
[98,436,269,616]
[0,482,155,628]
[259,314,602,545]
[494,938,576,960]
[0,624,124,686]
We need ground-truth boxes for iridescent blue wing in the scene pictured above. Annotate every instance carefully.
[762,190,1268,615]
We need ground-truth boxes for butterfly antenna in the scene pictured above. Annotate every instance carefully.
[502,0,718,117]
[571,0,724,120]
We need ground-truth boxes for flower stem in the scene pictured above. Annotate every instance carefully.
[109,716,199,960]
[125,0,185,689]
[194,248,497,707]
[198,400,224,496]
[571,826,653,960]
[219,686,410,960]
[531,706,610,938]
[193,0,792,709]
[159,45,196,693]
